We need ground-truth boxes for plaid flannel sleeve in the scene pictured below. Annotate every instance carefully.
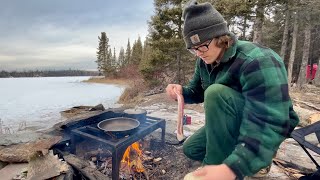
[182,59,204,104]
[223,55,297,179]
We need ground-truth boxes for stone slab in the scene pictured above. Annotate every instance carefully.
[0,163,28,180]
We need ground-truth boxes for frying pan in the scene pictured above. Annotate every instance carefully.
[97,117,140,136]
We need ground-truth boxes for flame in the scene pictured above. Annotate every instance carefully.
[121,142,145,172]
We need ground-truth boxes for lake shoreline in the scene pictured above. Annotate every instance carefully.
[83,77,130,86]
[1,78,320,179]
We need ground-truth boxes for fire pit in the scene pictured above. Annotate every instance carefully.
[54,109,166,180]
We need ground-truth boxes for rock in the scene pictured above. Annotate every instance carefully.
[60,104,105,118]
[307,113,320,124]
[153,157,162,163]
[144,87,164,96]
[91,156,97,162]
[0,163,28,180]
[0,132,53,146]
[144,151,151,155]
[0,161,8,170]
[0,136,62,163]
[27,150,72,180]
[276,138,320,171]
[90,104,105,111]
[293,106,317,126]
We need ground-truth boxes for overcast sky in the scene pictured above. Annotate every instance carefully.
[0,0,154,71]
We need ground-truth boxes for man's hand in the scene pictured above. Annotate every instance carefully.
[165,84,182,100]
[193,164,236,180]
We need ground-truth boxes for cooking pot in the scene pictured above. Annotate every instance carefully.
[97,117,140,136]
[123,109,147,122]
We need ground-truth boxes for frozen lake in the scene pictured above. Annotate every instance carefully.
[0,76,125,132]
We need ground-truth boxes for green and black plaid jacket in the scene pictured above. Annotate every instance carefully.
[182,40,299,178]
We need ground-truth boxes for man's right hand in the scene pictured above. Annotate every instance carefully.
[166,84,182,101]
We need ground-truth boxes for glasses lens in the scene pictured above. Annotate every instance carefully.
[198,46,209,52]
[188,39,212,55]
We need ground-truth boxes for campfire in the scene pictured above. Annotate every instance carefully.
[52,109,166,180]
[121,142,145,173]
[77,140,163,179]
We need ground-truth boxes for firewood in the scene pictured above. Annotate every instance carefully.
[63,154,107,180]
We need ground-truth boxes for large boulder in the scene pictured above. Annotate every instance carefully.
[0,136,62,163]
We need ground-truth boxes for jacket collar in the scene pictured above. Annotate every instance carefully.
[220,37,237,63]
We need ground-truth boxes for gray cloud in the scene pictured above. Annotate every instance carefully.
[0,0,154,71]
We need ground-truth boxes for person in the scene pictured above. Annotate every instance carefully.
[165,1,300,179]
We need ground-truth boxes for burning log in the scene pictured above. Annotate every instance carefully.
[120,142,150,180]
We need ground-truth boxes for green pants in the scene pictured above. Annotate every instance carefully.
[183,84,245,165]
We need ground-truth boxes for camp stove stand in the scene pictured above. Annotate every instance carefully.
[55,109,166,180]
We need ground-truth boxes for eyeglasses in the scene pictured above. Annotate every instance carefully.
[188,39,213,55]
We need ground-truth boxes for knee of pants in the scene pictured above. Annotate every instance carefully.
[183,142,200,160]
[183,142,192,158]
[204,84,230,104]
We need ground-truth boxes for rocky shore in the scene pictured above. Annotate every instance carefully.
[1,79,320,179]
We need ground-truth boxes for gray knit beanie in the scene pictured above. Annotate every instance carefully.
[183,0,232,49]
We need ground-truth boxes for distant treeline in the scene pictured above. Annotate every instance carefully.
[0,70,99,78]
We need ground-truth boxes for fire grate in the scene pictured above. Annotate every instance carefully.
[69,116,166,180]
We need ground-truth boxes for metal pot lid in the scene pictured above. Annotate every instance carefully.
[123,108,147,115]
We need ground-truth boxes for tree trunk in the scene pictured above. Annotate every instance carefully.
[253,1,264,44]
[287,11,299,85]
[280,8,290,62]
[177,51,181,84]
[297,12,311,89]
[315,58,320,86]
[242,16,247,40]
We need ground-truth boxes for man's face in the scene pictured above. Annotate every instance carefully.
[189,38,223,64]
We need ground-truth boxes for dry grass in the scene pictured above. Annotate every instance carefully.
[84,76,151,106]
[83,77,130,86]
[118,79,149,105]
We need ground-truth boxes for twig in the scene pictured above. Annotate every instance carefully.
[143,170,149,180]
[273,158,315,178]
[273,159,298,179]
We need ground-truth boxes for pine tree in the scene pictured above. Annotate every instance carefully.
[124,39,131,66]
[113,47,117,67]
[101,47,115,77]
[139,38,156,86]
[118,47,125,68]
[147,0,194,85]
[96,32,109,76]
[130,36,143,65]
[107,48,112,67]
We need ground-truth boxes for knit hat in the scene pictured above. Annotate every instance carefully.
[183,0,232,49]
